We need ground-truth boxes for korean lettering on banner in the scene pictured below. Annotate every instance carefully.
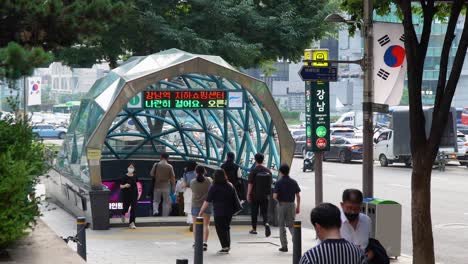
[311,81,330,152]
[304,49,314,151]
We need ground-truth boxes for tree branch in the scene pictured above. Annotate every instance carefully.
[418,0,435,61]
[398,0,428,149]
[429,6,468,154]
[433,0,464,110]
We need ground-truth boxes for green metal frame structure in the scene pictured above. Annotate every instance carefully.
[56,48,294,191]
[103,74,280,176]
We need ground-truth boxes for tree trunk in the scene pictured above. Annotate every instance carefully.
[411,150,435,264]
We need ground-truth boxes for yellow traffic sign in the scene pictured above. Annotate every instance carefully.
[312,49,329,67]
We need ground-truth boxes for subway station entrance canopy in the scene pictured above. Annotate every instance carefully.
[56,48,294,192]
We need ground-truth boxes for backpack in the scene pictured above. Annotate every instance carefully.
[254,169,272,200]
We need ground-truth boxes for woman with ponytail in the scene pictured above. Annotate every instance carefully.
[190,165,212,251]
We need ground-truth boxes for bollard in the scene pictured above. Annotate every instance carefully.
[194,217,204,264]
[76,217,87,261]
[292,220,302,264]
[176,259,189,264]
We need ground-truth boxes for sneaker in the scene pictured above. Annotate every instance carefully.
[129,222,136,229]
[203,243,208,251]
[218,248,229,254]
[153,211,159,216]
[278,247,288,252]
[249,229,258,235]
[121,215,126,223]
[265,224,271,237]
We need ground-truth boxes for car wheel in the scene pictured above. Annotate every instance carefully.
[379,154,389,167]
[405,158,412,168]
[58,132,66,139]
[303,167,306,172]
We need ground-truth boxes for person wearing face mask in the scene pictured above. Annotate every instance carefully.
[300,203,367,264]
[340,189,371,250]
[120,163,138,229]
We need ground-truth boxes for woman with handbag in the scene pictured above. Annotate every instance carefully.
[199,169,241,254]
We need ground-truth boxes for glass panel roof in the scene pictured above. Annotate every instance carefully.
[55,49,286,185]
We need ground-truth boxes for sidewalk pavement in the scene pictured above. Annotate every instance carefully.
[40,201,412,264]
[3,219,85,264]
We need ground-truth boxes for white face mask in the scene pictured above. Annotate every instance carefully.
[128,167,135,174]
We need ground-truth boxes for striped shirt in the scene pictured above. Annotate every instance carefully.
[299,239,368,264]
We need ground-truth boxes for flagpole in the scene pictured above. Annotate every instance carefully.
[23,76,27,120]
[362,0,374,198]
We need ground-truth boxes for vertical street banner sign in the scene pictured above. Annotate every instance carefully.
[373,22,407,106]
[311,81,330,151]
[304,49,314,151]
[27,76,42,106]
[311,49,330,152]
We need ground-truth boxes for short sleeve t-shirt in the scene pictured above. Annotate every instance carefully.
[190,177,213,208]
[206,183,235,216]
[273,175,301,202]
[248,165,272,201]
[120,174,138,200]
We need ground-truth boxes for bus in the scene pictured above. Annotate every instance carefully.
[52,101,80,114]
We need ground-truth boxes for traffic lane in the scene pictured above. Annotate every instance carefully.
[291,158,467,263]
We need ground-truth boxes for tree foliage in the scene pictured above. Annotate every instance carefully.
[340,1,468,264]
[0,118,47,250]
[58,0,338,69]
[0,0,125,82]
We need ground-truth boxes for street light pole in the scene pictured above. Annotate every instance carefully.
[362,0,374,198]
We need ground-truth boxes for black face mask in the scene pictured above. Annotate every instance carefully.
[345,212,359,222]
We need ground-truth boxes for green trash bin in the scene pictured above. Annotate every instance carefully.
[362,198,401,258]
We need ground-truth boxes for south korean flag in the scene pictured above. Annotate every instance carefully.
[373,22,407,106]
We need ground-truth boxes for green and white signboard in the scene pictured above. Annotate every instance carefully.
[310,81,330,151]
[302,49,332,152]
[127,93,142,108]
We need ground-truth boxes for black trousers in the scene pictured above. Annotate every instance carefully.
[122,197,137,224]
[251,198,269,229]
[214,215,232,248]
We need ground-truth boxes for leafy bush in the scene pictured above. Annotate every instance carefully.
[0,117,47,250]
[281,111,301,120]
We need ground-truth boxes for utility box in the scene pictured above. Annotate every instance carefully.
[362,198,401,258]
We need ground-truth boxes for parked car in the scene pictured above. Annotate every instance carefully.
[456,132,468,166]
[290,128,306,140]
[294,135,307,157]
[32,124,67,139]
[330,128,356,139]
[323,137,363,163]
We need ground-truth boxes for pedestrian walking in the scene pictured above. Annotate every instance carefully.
[300,203,368,264]
[340,189,388,263]
[183,160,197,231]
[339,189,371,251]
[247,153,272,237]
[151,152,176,217]
[120,163,138,229]
[190,165,213,251]
[273,164,301,252]
[221,152,244,200]
[199,169,238,254]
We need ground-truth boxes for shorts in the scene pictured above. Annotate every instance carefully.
[192,206,212,216]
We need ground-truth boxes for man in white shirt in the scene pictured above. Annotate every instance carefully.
[340,189,371,251]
